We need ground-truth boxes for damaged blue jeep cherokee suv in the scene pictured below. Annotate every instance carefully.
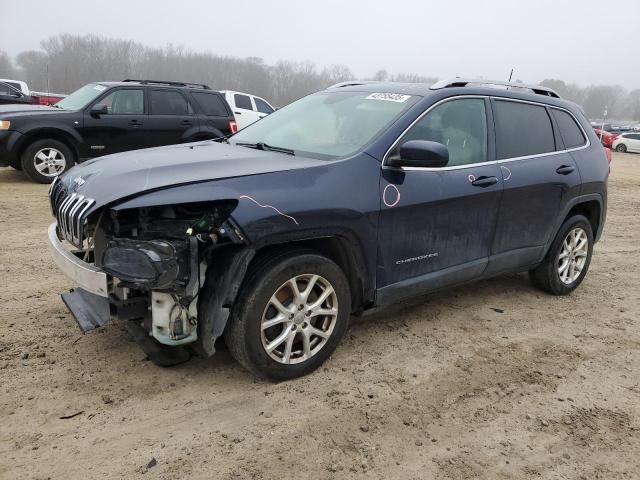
[48,78,608,380]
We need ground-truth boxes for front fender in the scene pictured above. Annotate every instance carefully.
[22,125,83,157]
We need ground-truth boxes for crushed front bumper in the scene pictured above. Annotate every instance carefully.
[48,223,198,349]
[48,222,111,331]
[47,222,109,297]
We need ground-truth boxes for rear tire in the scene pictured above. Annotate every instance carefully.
[615,143,627,153]
[529,215,593,295]
[224,250,351,381]
[21,138,74,184]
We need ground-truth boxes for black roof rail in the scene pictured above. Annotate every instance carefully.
[430,78,561,98]
[122,79,211,90]
[327,80,380,89]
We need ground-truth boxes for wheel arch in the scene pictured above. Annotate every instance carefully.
[252,235,370,315]
[18,128,81,164]
[546,194,604,256]
[192,126,225,141]
[566,200,601,239]
[538,194,603,263]
[194,233,371,358]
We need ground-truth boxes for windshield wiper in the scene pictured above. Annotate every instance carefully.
[235,142,295,156]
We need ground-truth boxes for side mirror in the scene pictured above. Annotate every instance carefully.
[389,140,449,168]
[90,104,109,117]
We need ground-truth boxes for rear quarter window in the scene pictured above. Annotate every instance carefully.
[494,100,555,159]
[191,92,229,116]
[551,109,586,149]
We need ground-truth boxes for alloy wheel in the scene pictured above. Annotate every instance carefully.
[557,227,589,285]
[33,148,66,176]
[260,274,338,364]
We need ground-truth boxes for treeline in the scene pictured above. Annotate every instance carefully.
[540,79,640,122]
[0,34,434,107]
[0,34,638,120]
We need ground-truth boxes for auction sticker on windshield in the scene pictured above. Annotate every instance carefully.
[366,92,411,102]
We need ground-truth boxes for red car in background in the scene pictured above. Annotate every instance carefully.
[30,91,66,106]
[593,128,619,148]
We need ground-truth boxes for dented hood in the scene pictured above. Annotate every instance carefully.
[57,141,327,208]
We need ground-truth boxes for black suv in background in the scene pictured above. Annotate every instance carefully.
[0,79,237,183]
[47,78,609,380]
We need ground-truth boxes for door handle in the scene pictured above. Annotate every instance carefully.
[471,176,498,187]
[234,111,242,115]
[556,165,575,175]
[181,120,193,126]
[128,120,141,128]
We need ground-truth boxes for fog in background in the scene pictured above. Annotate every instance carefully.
[1,0,639,119]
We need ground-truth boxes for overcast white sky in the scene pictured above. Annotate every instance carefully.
[1,0,638,88]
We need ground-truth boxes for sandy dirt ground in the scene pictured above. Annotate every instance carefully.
[0,152,639,480]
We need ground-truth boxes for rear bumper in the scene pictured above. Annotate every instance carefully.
[47,222,109,297]
[0,130,24,167]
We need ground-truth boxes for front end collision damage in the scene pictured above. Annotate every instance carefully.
[99,201,252,359]
[50,193,254,361]
[49,152,381,364]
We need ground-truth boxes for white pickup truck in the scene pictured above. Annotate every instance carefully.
[220,90,276,130]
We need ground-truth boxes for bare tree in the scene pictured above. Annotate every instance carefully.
[15,51,49,91]
[0,51,17,79]
[4,34,638,120]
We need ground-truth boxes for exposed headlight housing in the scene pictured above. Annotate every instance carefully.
[101,238,189,290]
[0,121,10,130]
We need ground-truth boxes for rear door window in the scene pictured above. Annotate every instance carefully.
[150,90,192,115]
[551,109,586,149]
[254,97,274,114]
[493,100,555,159]
[234,94,253,110]
[191,92,229,116]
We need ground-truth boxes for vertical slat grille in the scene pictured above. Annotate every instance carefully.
[48,178,95,248]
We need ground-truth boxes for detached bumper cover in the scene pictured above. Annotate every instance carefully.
[47,222,109,297]
[61,288,111,332]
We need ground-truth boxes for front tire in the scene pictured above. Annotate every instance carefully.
[224,250,351,381]
[21,138,74,183]
[615,143,627,153]
[529,215,594,295]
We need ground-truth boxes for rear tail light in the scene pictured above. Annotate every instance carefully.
[229,120,238,134]
[604,147,612,164]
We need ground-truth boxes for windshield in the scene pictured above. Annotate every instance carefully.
[55,83,108,110]
[231,91,419,159]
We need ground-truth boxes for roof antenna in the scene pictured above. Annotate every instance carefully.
[46,63,50,103]
[508,68,514,82]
